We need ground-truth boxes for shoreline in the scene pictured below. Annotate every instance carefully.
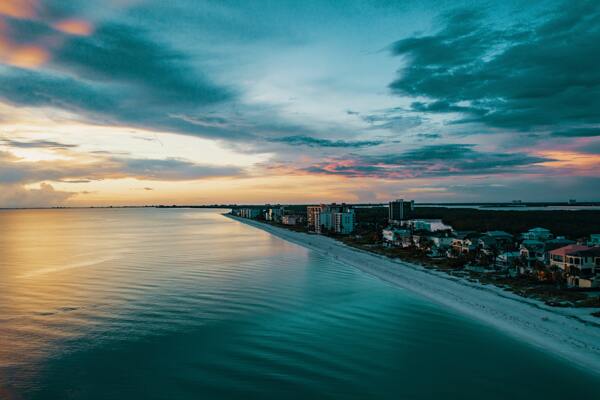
[226,214,600,374]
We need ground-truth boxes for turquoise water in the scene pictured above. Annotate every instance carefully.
[0,208,598,399]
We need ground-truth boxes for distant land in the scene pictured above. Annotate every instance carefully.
[2,201,600,210]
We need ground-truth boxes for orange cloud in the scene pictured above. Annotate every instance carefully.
[0,2,94,68]
[0,0,38,19]
[538,151,600,174]
[53,19,94,36]
[5,45,49,68]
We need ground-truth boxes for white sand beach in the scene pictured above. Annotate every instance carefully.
[227,215,600,373]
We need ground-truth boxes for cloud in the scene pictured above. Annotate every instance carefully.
[350,108,422,133]
[389,2,600,134]
[54,23,231,106]
[0,183,75,208]
[551,128,600,137]
[269,135,383,148]
[303,144,551,179]
[0,138,78,149]
[0,150,243,184]
[0,15,239,139]
[416,133,441,140]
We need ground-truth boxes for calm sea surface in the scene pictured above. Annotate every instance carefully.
[0,208,598,399]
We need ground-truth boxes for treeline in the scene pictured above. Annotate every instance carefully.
[356,207,600,239]
[412,207,600,238]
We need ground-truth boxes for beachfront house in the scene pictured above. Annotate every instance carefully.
[402,219,453,233]
[548,244,590,271]
[423,232,454,257]
[382,227,412,248]
[543,237,576,257]
[588,234,600,247]
[484,231,514,250]
[495,251,521,270]
[519,240,546,272]
[450,232,481,256]
[561,247,600,288]
[522,227,553,242]
[478,235,498,255]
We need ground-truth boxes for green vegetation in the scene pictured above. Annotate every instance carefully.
[355,206,600,238]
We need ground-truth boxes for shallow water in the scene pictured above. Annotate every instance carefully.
[0,208,598,399]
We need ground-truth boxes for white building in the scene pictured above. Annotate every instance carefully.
[403,219,453,232]
[382,228,412,247]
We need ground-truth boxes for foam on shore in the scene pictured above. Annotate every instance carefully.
[226,214,600,373]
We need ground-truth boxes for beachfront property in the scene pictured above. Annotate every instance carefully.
[588,234,600,247]
[549,245,591,271]
[281,215,303,226]
[414,231,455,257]
[548,244,600,288]
[522,227,554,241]
[307,204,355,235]
[401,219,453,233]
[562,247,600,288]
[388,199,414,224]
[233,208,262,219]
[382,227,412,248]
[334,209,355,234]
[233,202,600,289]
[307,205,323,233]
[265,207,284,222]
[495,251,521,270]
[519,239,546,271]
[450,232,481,256]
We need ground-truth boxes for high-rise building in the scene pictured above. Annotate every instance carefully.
[334,209,355,234]
[388,199,414,223]
[307,205,323,232]
[307,204,353,234]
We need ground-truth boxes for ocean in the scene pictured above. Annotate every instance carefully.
[0,208,598,399]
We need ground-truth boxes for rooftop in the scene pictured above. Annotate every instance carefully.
[549,244,590,257]
[568,247,600,257]
[529,227,551,233]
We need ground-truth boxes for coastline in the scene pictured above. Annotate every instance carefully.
[226,214,600,374]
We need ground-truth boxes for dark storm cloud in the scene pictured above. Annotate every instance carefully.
[304,144,551,179]
[269,135,383,148]
[389,2,600,132]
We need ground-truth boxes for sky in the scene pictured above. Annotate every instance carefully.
[0,0,598,207]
